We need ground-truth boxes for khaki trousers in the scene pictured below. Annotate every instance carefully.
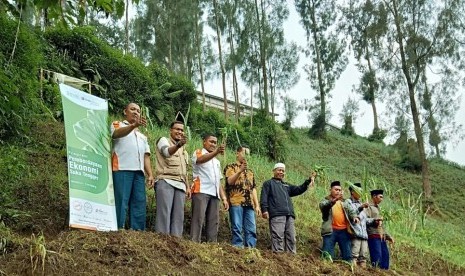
[351,238,368,264]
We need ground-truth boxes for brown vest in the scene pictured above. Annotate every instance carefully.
[155,137,188,183]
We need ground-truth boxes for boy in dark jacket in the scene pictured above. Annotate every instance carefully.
[260,163,315,253]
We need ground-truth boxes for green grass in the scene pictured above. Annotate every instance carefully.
[283,128,465,269]
[86,122,465,270]
[148,125,465,269]
[2,119,465,274]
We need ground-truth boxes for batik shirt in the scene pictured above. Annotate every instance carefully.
[224,162,256,207]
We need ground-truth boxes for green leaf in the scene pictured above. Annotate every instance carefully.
[158,82,172,91]
[115,0,125,18]
[155,110,164,122]
[164,90,183,99]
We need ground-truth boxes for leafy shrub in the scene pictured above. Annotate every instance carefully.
[0,146,30,227]
[147,63,197,125]
[368,128,387,143]
[393,133,422,172]
[41,80,62,117]
[44,27,197,124]
[340,115,355,136]
[0,15,43,141]
[45,27,156,112]
[189,107,287,161]
[190,105,228,137]
[308,113,326,139]
[241,111,287,162]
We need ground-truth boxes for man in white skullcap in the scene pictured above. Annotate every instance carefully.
[260,163,316,253]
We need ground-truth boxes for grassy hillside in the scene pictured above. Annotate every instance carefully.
[283,129,465,269]
[1,119,465,275]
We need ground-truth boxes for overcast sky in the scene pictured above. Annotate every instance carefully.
[200,2,465,166]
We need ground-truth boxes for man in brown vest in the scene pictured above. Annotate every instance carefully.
[154,121,189,237]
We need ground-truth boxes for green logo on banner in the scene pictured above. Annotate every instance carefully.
[68,147,109,193]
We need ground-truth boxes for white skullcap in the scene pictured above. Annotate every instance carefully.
[273,163,285,170]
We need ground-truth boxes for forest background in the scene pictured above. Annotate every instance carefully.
[1,0,465,274]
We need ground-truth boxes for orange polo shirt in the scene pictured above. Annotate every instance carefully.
[332,201,347,230]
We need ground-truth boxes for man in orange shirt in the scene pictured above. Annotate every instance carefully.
[319,181,359,261]
[190,134,229,242]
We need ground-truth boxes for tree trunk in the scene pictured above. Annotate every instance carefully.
[257,67,263,109]
[44,7,50,28]
[213,0,228,120]
[227,13,240,122]
[7,6,22,67]
[232,67,240,122]
[309,0,326,127]
[392,0,432,201]
[233,67,241,118]
[250,86,253,127]
[371,101,379,131]
[125,0,129,54]
[269,63,275,116]
[167,1,173,71]
[254,0,269,115]
[365,45,379,131]
[194,5,206,111]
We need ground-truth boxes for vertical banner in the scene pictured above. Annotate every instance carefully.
[60,84,117,231]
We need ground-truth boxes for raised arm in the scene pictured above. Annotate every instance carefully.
[226,162,246,185]
[195,145,224,164]
[112,117,146,139]
[288,173,315,197]
[157,137,186,157]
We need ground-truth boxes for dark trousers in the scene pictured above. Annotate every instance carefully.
[269,216,296,253]
[368,238,390,269]
[322,229,352,261]
[190,193,220,242]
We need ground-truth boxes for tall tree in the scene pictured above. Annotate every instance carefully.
[342,0,387,138]
[194,0,207,111]
[295,0,348,138]
[124,0,129,54]
[236,0,289,115]
[223,0,244,121]
[89,12,125,50]
[419,69,463,158]
[380,0,465,202]
[253,0,269,115]
[4,0,126,28]
[267,41,300,116]
[339,97,360,136]
[132,0,197,78]
[211,0,228,119]
[282,95,300,130]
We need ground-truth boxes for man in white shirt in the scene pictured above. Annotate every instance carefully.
[154,121,189,237]
[111,103,154,230]
[190,134,229,242]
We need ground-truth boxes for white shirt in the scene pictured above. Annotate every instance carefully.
[111,120,150,171]
[191,148,223,198]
